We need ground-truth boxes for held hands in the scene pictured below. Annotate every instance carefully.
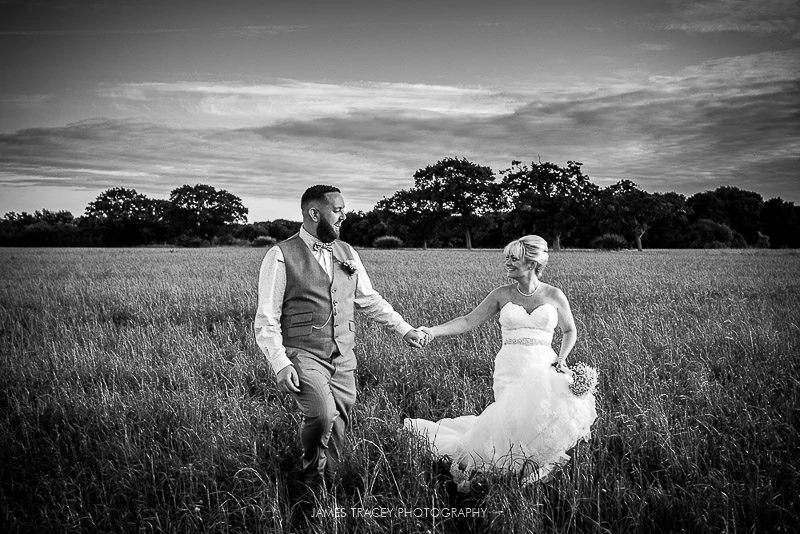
[420,327,434,346]
[403,328,427,348]
[403,327,435,348]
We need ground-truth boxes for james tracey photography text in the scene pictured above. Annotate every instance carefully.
[311,507,493,519]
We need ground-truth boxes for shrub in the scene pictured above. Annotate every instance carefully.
[591,233,628,250]
[175,235,209,247]
[755,232,771,249]
[731,231,748,248]
[251,235,277,247]
[373,235,403,249]
[687,219,734,248]
[233,223,270,241]
[212,234,248,246]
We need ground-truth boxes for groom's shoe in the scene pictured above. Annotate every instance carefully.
[290,477,328,524]
[289,467,326,507]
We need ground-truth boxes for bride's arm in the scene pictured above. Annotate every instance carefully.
[553,288,577,371]
[424,288,504,339]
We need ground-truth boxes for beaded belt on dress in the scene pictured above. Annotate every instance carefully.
[503,338,550,346]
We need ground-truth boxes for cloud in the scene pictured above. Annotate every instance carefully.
[0,28,190,36]
[98,80,518,128]
[0,94,54,105]
[1,49,799,216]
[636,43,676,52]
[674,49,800,84]
[0,117,424,209]
[222,25,313,37]
[664,0,799,35]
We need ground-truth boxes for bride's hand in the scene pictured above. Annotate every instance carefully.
[420,326,435,345]
[554,361,572,376]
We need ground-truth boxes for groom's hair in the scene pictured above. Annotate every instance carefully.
[301,185,341,210]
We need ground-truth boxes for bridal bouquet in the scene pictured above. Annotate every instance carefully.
[569,362,598,397]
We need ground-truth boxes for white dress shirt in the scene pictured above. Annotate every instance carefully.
[254,226,414,374]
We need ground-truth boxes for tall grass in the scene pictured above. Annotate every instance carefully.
[1,247,798,533]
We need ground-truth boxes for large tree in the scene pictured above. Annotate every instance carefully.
[168,184,248,239]
[601,180,684,251]
[636,192,689,248]
[85,187,154,221]
[409,157,502,249]
[375,188,439,248]
[376,157,501,249]
[84,187,167,245]
[500,160,598,251]
[688,186,763,245]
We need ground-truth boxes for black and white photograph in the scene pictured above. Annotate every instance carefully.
[1,1,798,532]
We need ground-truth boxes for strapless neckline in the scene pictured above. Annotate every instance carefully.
[501,301,555,316]
[499,301,557,334]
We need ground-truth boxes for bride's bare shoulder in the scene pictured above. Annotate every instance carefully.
[485,284,515,307]
[539,282,569,304]
[490,284,515,298]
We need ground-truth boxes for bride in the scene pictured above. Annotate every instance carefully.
[404,235,597,490]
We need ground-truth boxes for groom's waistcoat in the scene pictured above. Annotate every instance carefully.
[278,234,358,359]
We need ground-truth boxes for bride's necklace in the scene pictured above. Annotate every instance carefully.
[516,281,539,297]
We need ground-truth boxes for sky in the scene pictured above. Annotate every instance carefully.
[0,0,798,222]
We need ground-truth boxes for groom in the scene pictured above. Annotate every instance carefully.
[254,184,426,490]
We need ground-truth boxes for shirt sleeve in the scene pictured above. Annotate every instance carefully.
[349,246,414,337]
[254,246,293,374]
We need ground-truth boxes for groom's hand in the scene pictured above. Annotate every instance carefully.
[276,365,301,394]
[420,327,434,344]
[403,329,426,349]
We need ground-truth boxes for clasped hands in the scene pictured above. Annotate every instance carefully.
[402,326,434,349]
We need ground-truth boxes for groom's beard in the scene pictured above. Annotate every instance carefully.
[317,218,339,243]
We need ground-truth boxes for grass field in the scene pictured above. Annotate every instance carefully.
[1,247,799,533]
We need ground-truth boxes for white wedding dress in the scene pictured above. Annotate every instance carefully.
[404,302,597,489]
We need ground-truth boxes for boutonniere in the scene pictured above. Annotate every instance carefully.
[338,259,358,276]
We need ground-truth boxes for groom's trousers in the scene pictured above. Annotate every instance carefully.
[288,347,357,485]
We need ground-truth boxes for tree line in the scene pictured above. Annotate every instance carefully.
[2,157,799,249]
[347,157,798,250]
[0,185,250,247]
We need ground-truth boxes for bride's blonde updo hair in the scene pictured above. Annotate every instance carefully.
[503,235,549,277]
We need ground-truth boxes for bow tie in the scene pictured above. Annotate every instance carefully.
[312,241,333,252]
